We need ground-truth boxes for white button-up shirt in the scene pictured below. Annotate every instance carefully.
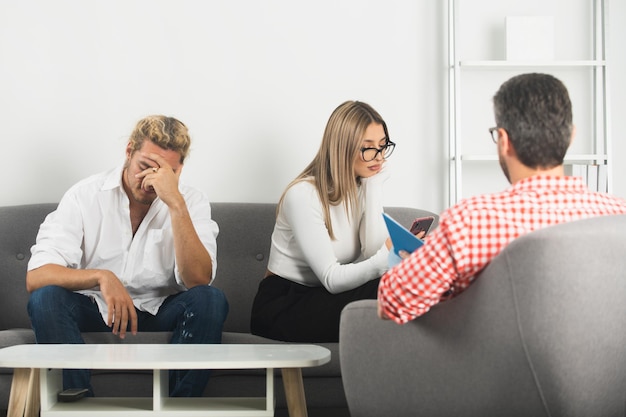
[28,165,219,321]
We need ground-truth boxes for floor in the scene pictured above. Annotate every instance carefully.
[1,407,351,417]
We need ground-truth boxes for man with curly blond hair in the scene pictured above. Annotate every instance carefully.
[26,115,228,397]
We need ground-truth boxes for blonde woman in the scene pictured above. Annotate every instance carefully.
[250,101,395,342]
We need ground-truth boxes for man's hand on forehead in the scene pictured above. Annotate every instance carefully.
[139,153,171,170]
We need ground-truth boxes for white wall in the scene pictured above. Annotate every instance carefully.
[1,0,624,215]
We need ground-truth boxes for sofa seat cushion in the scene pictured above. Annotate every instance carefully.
[0,329,35,349]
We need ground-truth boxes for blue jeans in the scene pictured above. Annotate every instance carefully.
[27,285,229,397]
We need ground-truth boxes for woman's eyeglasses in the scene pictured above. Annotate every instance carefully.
[360,140,396,162]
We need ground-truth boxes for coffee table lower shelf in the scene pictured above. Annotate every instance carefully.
[43,397,273,416]
[40,366,277,417]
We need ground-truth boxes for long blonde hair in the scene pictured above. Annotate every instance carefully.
[278,101,389,239]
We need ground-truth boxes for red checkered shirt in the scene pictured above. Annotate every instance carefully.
[378,175,626,324]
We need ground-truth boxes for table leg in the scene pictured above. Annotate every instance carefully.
[281,368,308,417]
[24,369,40,417]
[7,368,39,417]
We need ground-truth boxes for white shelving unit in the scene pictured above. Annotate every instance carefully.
[447,0,611,205]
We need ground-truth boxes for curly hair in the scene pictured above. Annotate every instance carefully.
[127,115,191,163]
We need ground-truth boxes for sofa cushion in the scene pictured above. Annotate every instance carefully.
[0,204,57,330]
[0,329,35,349]
[210,203,276,334]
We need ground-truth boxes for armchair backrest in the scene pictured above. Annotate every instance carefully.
[340,214,626,417]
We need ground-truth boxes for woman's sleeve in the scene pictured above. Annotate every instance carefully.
[282,183,388,294]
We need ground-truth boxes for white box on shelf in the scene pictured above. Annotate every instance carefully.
[506,16,554,61]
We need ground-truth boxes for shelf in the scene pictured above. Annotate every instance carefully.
[455,154,608,162]
[448,0,611,204]
[457,60,606,68]
[43,397,272,417]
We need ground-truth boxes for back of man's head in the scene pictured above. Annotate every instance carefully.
[493,73,573,169]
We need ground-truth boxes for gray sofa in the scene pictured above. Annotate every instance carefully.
[339,214,626,417]
[0,202,436,416]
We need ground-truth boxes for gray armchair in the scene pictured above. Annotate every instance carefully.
[340,214,626,417]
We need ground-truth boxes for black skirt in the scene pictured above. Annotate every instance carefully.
[250,275,380,343]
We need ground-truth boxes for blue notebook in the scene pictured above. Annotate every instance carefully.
[383,213,424,256]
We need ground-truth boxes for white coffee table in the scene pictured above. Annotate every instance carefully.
[0,343,330,417]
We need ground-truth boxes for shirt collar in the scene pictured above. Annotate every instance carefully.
[509,175,588,195]
[101,165,125,191]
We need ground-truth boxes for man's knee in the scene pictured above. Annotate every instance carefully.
[185,286,229,322]
[28,285,71,318]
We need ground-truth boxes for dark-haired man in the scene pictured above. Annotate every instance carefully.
[378,73,626,323]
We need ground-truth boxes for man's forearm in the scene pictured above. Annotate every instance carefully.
[26,264,102,293]
[168,202,213,287]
